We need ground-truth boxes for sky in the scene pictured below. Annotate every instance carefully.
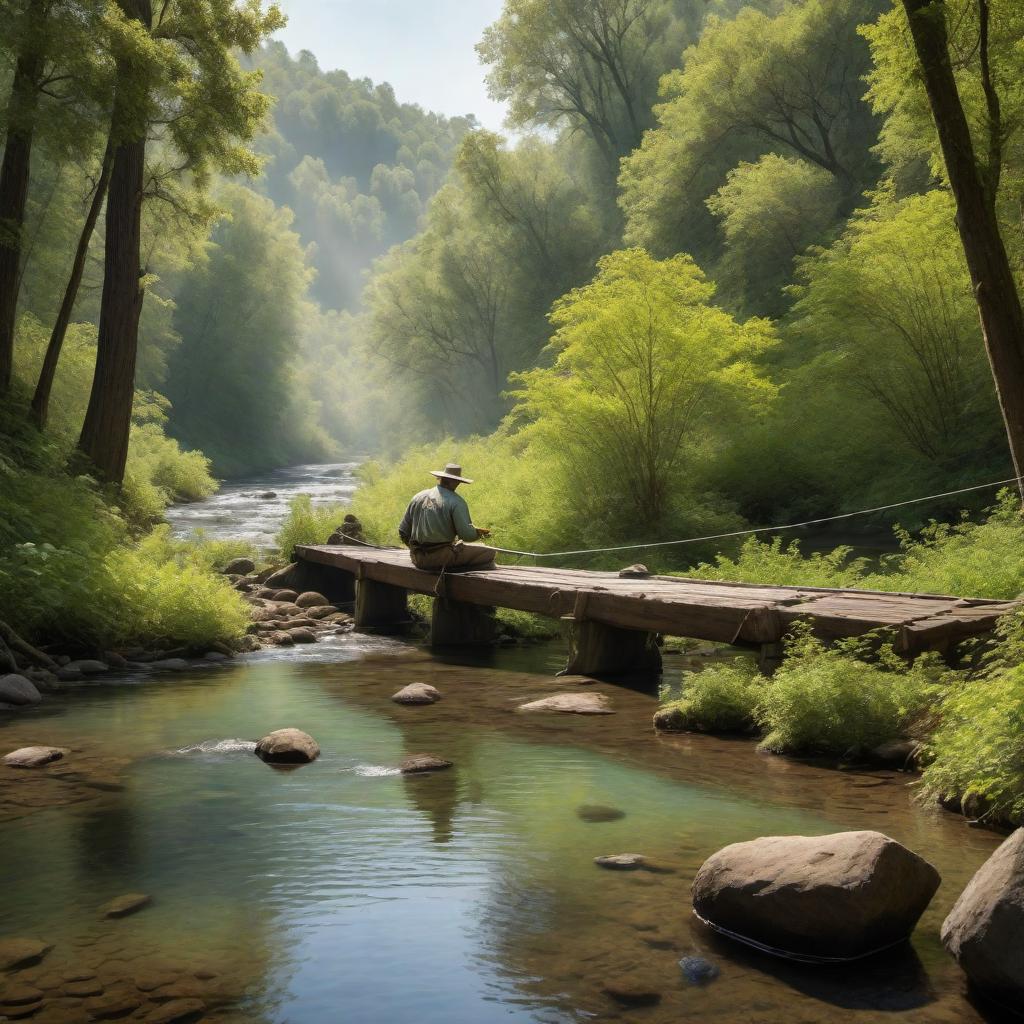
[271,0,510,130]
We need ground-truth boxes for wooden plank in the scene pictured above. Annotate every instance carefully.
[294,544,1018,654]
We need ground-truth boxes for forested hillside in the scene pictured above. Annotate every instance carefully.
[2,0,1023,658]
[351,0,1020,548]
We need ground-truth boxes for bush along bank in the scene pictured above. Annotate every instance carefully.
[655,613,1024,831]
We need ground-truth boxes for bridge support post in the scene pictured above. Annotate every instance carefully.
[757,642,785,676]
[563,621,662,678]
[355,580,409,632]
[430,599,498,647]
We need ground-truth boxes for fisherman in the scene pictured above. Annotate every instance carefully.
[398,462,495,571]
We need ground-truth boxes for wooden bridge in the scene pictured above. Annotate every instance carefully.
[294,544,1018,676]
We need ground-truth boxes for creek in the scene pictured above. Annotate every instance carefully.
[0,464,1004,1023]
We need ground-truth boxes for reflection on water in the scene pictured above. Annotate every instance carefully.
[0,634,1006,1023]
[164,461,361,548]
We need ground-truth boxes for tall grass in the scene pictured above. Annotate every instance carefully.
[275,495,348,557]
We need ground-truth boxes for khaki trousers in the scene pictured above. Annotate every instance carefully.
[409,541,496,572]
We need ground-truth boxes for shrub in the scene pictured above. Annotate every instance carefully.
[691,535,869,588]
[86,538,250,648]
[864,491,1024,599]
[660,660,762,732]
[921,611,1024,826]
[755,627,940,755]
[276,494,348,556]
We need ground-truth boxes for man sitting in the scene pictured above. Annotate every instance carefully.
[398,463,495,571]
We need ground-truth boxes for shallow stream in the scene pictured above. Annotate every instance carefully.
[0,466,1007,1023]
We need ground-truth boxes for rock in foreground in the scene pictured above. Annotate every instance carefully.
[400,754,452,774]
[941,828,1024,1007]
[3,745,68,768]
[692,831,940,961]
[254,728,320,764]
[517,692,613,715]
[392,683,441,705]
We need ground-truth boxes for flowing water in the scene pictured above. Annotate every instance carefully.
[0,466,1009,1024]
[164,461,362,548]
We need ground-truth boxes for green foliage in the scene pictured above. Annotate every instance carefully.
[691,536,869,589]
[755,627,940,755]
[0,423,246,649]
[276,494,348,557]
[163,185,335,477]
[787,189,1002,473]
[248,41,474,310]
[662,660,762,732]
[478,0,686,176]
[510,248,776,534]
[620,0,882,264]
[863,492,1024,600]
[920,610,1024,825]
[706,155,841,316]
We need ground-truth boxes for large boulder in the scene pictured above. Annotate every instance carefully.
[295,591,329,608]
[0,674,41,706]
[517,692,614,715]
[692,831,940,961]
[941,828,1024,1006]
[254,728,320,764]
[3,746,68,768]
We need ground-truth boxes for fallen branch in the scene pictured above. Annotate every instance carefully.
[0,620,59,671]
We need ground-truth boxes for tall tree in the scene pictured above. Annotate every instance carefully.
[31,142,112,427]
[900,0,1024,495]
[477,0,684,182]
[0,1,53,394]
[619,0,884,260]
[78,0,283,484]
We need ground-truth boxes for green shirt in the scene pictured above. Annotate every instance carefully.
[398,485,481,546]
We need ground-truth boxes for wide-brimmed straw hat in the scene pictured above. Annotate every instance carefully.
[430,462,473,484]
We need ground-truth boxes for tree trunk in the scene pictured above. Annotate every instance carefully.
[902,0,1024,498]
[31,142,113,429]
[0,44,43,394]
[77,0,151,484]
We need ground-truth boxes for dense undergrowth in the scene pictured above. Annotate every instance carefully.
[0,372,252,652]
[660,613,1024,827]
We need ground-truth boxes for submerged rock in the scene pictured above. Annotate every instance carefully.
[55,665,84,682]
[594,853,646,870]
[400,754,452,774]
[101,892,151,918]
[601,979,661,1007]
[692,830,940,961]
[3,745,68,769]
[517,692,614,715]
[145,998,206,1024]
[254,728,320,764]
[941,828,1024,1007]
[0,938,52,970]
[392,683,441,705]
[64,659,109,674]
[0,674,41,706]
[149,658,189,672]
[576,804,626,823]
[678,956,719,986]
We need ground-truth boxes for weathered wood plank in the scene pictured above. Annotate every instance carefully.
[295,544,1018,654]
